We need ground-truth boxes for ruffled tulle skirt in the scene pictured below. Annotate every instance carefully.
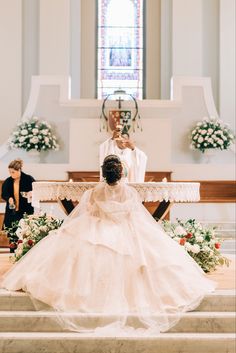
[1,209,216,334]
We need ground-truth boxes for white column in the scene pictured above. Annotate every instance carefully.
[70,0,81,98]
[22,0,39,111]
[219,0,235,127]
[39,0,70,75]
[145,0,161,99]
[0,0,22,144]
[160,0,172,99]
[202,0,219,111]
[80,0,96,98]
[172,0,203,76]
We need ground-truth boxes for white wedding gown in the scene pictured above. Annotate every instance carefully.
[1,182,216,334]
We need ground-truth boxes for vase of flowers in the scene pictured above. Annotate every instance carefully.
[8,116,60,157]
[27,149,41,162]
[190,117,235,160]
[202,148,217,163]
[162,218,230,273]
[4,213,63,261]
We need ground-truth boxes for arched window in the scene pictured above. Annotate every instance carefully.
[97,0,144,99]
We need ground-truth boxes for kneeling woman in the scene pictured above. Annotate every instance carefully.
[1,155,215,334]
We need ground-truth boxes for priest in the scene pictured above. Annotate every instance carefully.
[99,125,147,182]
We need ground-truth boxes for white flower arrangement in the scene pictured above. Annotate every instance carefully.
[162,219,230,273]
[190,116,235,153]
[8,116,59,152]
[5,213,63,262]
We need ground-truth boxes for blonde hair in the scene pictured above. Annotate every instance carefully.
[8,159,23,171]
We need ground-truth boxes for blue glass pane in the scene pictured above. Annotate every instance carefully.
[97,48,143,72]
[98,27,143,50]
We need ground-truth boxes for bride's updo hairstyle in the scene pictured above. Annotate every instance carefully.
[102,154,122,185]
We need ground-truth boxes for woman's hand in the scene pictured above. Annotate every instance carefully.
[8,197,14,205]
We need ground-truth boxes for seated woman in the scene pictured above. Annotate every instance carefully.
[1,155,215,334]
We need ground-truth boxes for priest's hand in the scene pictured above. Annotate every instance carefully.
[112,129,122,140]
[124,139,135,151]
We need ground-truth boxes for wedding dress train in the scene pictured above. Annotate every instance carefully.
[1,182,216,334]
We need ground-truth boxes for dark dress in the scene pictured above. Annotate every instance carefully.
[1,172,35,229]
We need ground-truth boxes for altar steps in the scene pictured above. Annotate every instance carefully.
[0,311,235,333]
[0,289,235,312]
[0,290,235,353]
[0,332,234,353]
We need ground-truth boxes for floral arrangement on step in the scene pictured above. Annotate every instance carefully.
[4,213,63,261]
[162,218,230,273]
[190,116,235,153]
[8,116,59,152]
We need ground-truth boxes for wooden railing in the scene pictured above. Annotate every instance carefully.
[67,171,173,183]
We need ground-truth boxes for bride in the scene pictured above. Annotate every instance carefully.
[1,154,215,334]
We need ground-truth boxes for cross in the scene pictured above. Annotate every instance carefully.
[116,96,124,109]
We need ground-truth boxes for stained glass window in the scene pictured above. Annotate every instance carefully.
[97,0,144,99]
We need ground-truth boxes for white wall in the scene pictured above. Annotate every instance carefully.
[219,0,236,128]
[1,75,234,169]
[172,0,203,76]
[39,0,70,75]
[145,0,161,99]
[170,203,235,225]
[202,0,219,111]
[70,0,81,98]
[160,0,172,99]
[22,0,39,110]
[0,1,22,145]
[80,0,96,98]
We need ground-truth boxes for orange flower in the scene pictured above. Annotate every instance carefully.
[179,238,186,246]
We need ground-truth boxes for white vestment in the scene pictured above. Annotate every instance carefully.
[99,138,147,182]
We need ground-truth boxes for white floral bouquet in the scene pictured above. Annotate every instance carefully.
[8,116,59,152]
[162,218,230,272]
[190,116,235,153]
[5,213,63,262]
